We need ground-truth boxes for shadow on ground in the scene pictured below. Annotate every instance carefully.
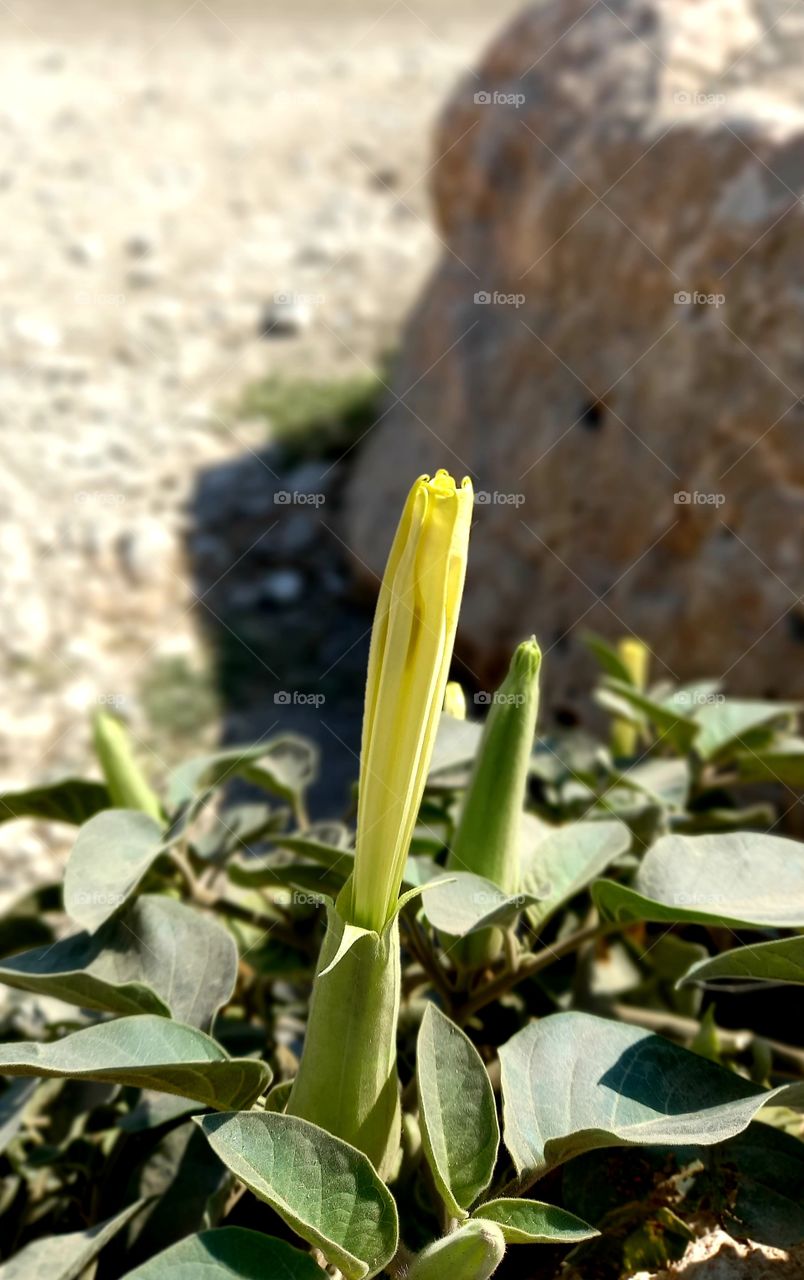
[185,443,375,818]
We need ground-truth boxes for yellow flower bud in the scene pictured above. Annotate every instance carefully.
[444,680,468,720]
[348,470,473,933]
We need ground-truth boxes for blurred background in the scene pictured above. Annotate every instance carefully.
[2,0,803,899]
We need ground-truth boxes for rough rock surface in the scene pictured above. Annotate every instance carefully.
[629,1223,804,1278]
[345,0,804,716]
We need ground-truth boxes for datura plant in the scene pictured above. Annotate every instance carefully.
[0,480,804,1280]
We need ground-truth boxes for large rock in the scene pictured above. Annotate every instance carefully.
[345,0,804,717]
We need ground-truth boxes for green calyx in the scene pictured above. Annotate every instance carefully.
[285,898,402,1179]
[446,638,542,968]
[408,1221,506,1280]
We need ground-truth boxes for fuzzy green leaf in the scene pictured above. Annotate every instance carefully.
[499,1011,804,1178]
[64,810,166,932]
[593,831,804,929]
[0,895,237,1028]
[0,1015,269,1110]
[120,1226,324,1278]
[196,1112,398,1280]
[471,1198,598,1244]
[417,1004,499,1217]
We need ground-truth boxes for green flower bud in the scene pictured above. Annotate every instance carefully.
[92,710,162,821]
[408,1221,506,1280]
[446,638,541,968]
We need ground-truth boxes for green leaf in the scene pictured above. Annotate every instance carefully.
[0,1199,144,1280]
[498,1010,804,1179]
[429,714,483,779]
[196,1112,398,1280]
[416,1004,499,1217]
[0,778,110,828]
[120,1227,324,1279]
[0,1079,39,1155]
[0,1015,269,1110]
[423,873,537,938]
[680,936,804,988]
[692,699,798,760]
[167,736,317,817]
[734,737,804,786]
[584,632,638,684]
[471,1198,598,1244]
[521,820,630,933]
[709,1123,804,1249]
[0,895,237,1028]
[596,681,699,752]
[64,810,166,932]
[593,831,804,929]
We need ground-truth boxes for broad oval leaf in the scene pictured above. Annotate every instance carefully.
[735,737,804,787]
[64,810,166,932]
[121,1226,323,1279]
[692,699,798,761]
[0,1015,269,1110]
[471,1197,598,1244]
[167,736,317,817]
[499,1011,804,1178]
[424,873,537,938]
[680,936,804,988]
[707,1122,804,1249]
[416,1003,499,1217]
[0,778,110,828]
[0,1199,144,1280]
[593,831,804,929]
[196,1112,397,1280]
[521,820,630,933]
[0,895,237,1029]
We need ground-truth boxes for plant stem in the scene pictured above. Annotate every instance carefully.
[611,1002,804,1072]
[453,923,618,1024]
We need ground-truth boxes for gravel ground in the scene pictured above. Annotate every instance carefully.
[0,0,519,900]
